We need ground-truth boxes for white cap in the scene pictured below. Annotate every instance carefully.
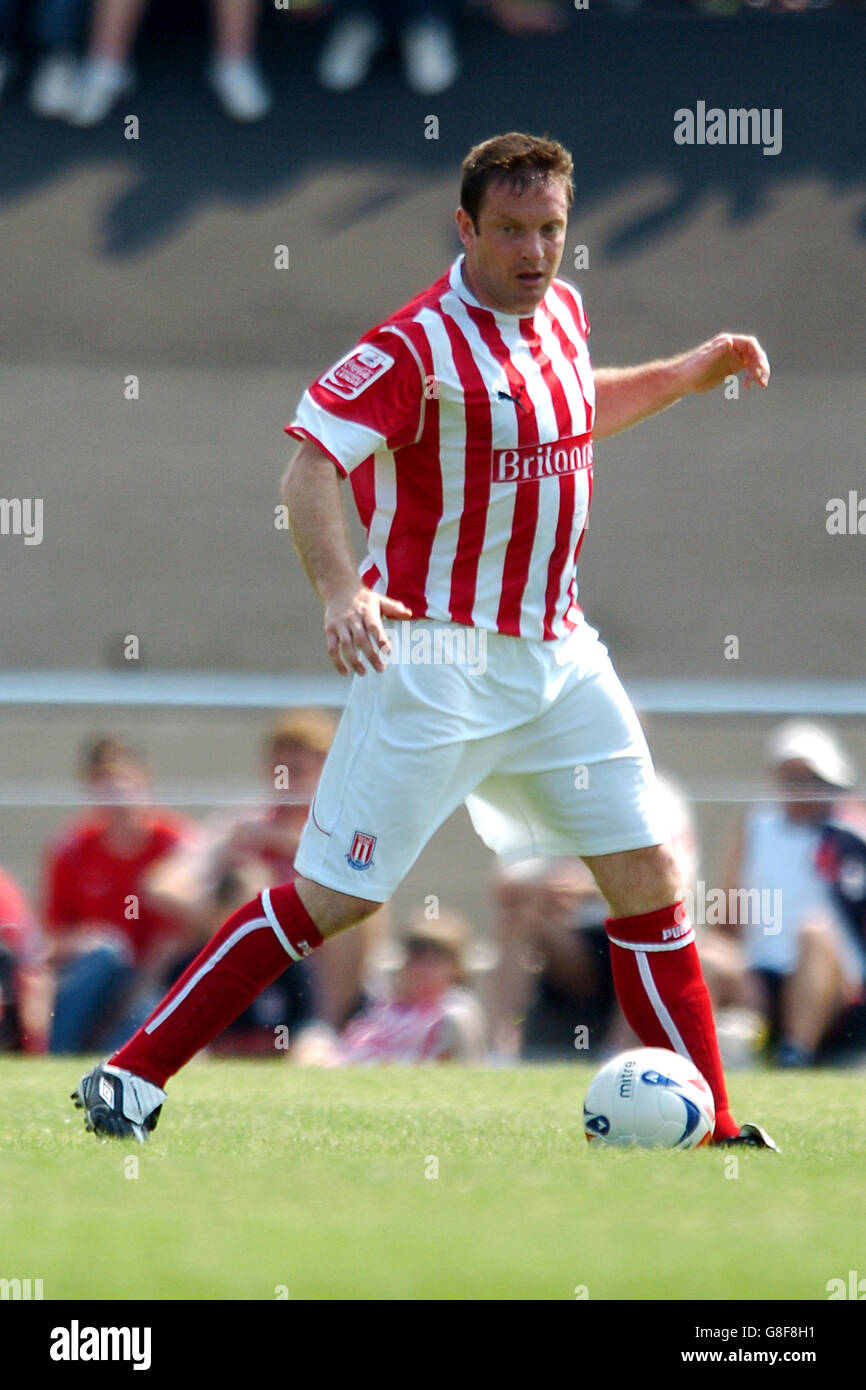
[767,721,855,791]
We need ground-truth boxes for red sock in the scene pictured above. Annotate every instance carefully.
[110,882,324,1088]
[605,902,739,1142]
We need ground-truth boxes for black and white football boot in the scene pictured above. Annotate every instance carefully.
[71,1062,165,1143]
[717,1122,780,1152]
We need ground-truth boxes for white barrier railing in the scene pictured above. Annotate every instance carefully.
[1,671,865,716]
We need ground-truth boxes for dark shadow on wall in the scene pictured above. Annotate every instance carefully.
[0,3,864,259]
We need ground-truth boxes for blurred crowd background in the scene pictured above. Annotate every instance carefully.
[2,0,863,134]
[2,715,865,1071]
[1,2,864,1073]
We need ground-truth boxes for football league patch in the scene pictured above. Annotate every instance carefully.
[321,345,395,401]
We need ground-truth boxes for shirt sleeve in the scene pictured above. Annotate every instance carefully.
[43,842,77,932]
[0,873,39,963]
[285,328,425,477]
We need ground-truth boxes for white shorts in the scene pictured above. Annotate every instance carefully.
[294,618,670,902]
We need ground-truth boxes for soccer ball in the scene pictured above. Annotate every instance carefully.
[583,1047,715,1149]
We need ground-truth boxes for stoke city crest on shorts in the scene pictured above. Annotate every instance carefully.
[347,830,377,870]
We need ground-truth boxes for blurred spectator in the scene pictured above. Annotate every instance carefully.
[0,0,86,117]
[68,0,271,128]
[693,0,743,16]
[0,864,50,1052]
[485,0,568,31]
[490,855,614,1061]
[44,735,197,1053]
[146,709,388,1047]
[706,721,864,1067]
[812,798,866,1059]
[317,1,460,96]
[295,908,486,1063]
[489,774,697,1061]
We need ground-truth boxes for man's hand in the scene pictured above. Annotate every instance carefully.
[283,440,414,674]
[46,923,128,968]
[681,332,771,394]
[324,586,413,676]
[594,332,771,440]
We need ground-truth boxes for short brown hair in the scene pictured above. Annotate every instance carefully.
[460,132,574,230]
[400,907,471,986]
[80,734,147,779]
[266,708,337,759]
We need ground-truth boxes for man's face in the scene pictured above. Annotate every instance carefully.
[774,759,835,824]
[398,943,456,1005]
[456,176,569,316]
[87,759,150,819]
[268,740,324,800]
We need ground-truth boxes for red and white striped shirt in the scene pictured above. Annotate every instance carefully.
[286,255,595,641]
[339,989,485,1063]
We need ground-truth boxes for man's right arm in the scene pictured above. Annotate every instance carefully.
[281,438,412,676]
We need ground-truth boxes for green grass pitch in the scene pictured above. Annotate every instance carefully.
[0,1057,863,1301]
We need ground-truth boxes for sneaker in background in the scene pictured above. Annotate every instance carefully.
[67,57,134,128]
[30,52,80,119]
[317,12,384,92]
[208,57,271,122]
[401,17,458,96]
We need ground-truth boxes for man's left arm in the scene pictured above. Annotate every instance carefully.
[593,332,770,442]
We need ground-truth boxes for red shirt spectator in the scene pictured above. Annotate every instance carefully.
[0,866,47,1052]
[0,867,40,964]
[44,814,192,965]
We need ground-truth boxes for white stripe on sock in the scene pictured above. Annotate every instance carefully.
[260,886,302,962]
[636,949,692,1062]
[145,914,274,1034]
[607,929,695,953]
